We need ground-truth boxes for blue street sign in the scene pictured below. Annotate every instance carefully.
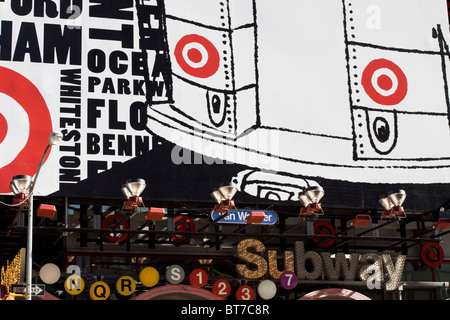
[211,210,278,225]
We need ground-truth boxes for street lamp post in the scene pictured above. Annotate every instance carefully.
[10,131,63,300]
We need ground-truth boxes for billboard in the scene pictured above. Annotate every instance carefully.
[1,0,450,210]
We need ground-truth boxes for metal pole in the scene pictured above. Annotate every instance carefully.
[25,144,50,300]
[26,193,33,300]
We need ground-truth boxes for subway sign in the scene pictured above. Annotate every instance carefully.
[211,210,278,225]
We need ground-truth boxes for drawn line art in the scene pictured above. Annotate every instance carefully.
[136,0,450,201]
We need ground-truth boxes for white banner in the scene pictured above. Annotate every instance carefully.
[0,0,449,202]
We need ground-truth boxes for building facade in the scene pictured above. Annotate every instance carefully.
[0,0,450,301]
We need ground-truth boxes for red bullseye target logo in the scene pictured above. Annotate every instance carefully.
[174,34,220,78]
[0,67,53,193]
[421,242,444,268]
[361,59,408,106]
[313,221,336,248]
[102,214,130,243]
[170,215,196,243]
[0,113,7,144]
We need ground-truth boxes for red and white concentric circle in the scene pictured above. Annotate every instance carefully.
[361,59,408,106]
[0,112,7,144]
[421,242,444,268]
[0,94,29,168]
[174,34,220,79]
[0,67,53,193]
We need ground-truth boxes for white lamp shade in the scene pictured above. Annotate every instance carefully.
[211,190,224,204]
[388,190,407,206]
[218,185,237,199]
[257,280,277,300]
[39,263,61,284]
[306,186,324,203]
[9,182,20,195]
[125,178,146,197]
[121,184,132,199]
[10,175,32,194]
[379,197,393,210]
[48,131,63,145]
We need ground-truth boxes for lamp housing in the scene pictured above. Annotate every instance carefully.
[212,185,237,213]
[298,192,311,207]
[124,178,146,197]
[10,175,32,194]
[246,211,265,224]
[145,207,167,221]
[305,186,325,203]
[213,199,235,213]
[121,178,146,210]
[388,190,407,207]
[380,190,407,219]
[48,131,63,145]
[122,196,144,211]
[379,197,393,210]
[350,214,371,227]
[432,218,450,230]
[299,203,323,216]
[211,191,224,204]
[12,193,30,206]
[218,185,238,200]
[10,175,32,206]
[37,204,57,219]
[121,184,132,199]
[298,188,324,216]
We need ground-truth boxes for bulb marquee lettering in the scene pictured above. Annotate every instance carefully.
[236,239,406,291]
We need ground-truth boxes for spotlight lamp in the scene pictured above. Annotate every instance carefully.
[211,185,238,213]
[298,186,325,216]
[10,175,33,206]
[122,178,146,211]
[48,131,64,145]
[379,189,407,219]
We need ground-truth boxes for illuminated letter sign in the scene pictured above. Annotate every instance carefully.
[236,239,268,279]
[235,239,406,291]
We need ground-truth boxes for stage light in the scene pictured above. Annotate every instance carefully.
[211,190,224,204]
[10,175,32,194]
[306,186,325,203]
[379,190,407,219]
[122,178,146,211]
[218,185,238,200]
[9,181,19,195]
[125,178,146,197]
[121,184,132,199]
[298,186,325,216]
[388,189,407,207]
[379,197,393,210]
[298,192,311,207]
[10,175,32,206]
[211,185,237,213]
